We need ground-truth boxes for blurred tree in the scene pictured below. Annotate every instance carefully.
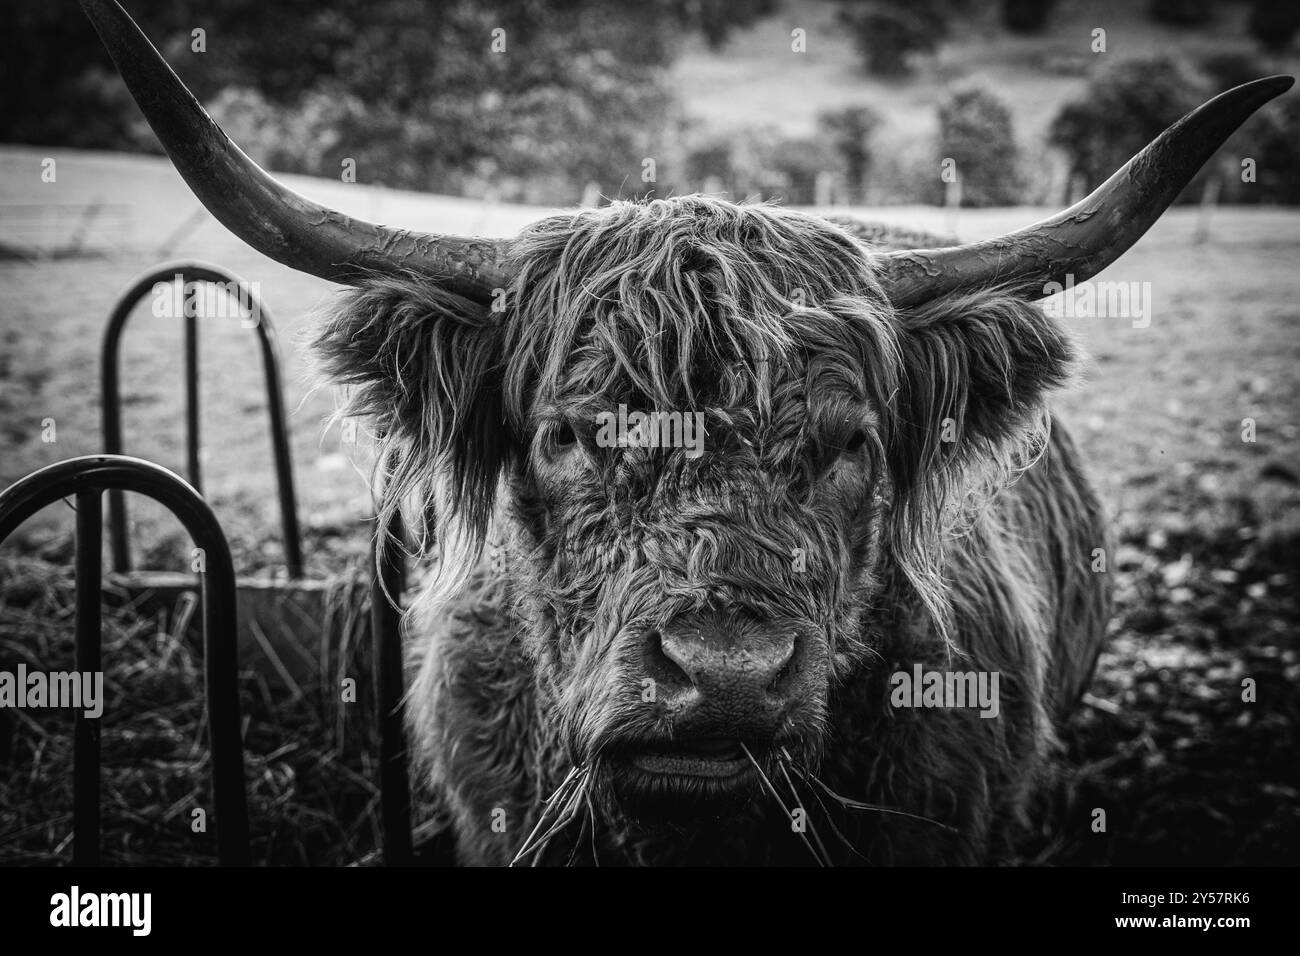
[817,106,881,205]
[1147,0,1213,27]
[671,0,780,50]
[684,135,735,192]
[837,0,953,76]
[936,87,1023,207]
[1048,57,1213,203]
[0,0,152,149]
[1240,97,1300,204]
[765,137,825,204]
[724,126,786,199]
[1001,0,1056,33]
[682,127,835,203]
[1249,0,1300,52]
[1199,50,1272,92]
[0,0,770,204]
[1199,51,1300,205]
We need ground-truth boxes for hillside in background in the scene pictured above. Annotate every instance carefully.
[664,0,1300,204]
[5,0,1298,205]
[673,0,1296,141]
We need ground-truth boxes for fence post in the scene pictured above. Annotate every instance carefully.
[372,511,411,864]
[73,489,103,865]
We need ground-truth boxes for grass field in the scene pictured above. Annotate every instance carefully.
[1,148,1298,864]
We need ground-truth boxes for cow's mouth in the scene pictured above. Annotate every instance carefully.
[599,737,767,821]
[627,738,749,779]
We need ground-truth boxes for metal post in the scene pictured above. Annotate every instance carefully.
[73,489,102,866]
[184,309,201,493]
[257,318,303,578]
[372,511,411,865]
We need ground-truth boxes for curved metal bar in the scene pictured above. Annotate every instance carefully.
[0,455,252,866]
[100,260,303,578]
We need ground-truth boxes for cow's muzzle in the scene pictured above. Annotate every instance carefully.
[595,614,826,818]
[643,619,808,738]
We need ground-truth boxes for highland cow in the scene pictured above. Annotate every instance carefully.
[82,0,1293,865]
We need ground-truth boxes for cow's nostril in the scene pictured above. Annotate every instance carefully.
[767,636,798,693]
[644,629,693,689]
[655,628,697,677]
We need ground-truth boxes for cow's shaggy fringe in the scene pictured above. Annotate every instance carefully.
[313,196,1074,649]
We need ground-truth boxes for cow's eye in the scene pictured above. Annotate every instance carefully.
[552,422,577,449]
[842,430,867,455]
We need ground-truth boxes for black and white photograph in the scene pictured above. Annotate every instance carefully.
[0,0,1296,928]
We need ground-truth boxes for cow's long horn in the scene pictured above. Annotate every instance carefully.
[80,0,510,301]
[876,75,1294,309]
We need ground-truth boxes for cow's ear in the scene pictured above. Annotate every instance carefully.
[312,276,509,534]
[885,290,1077,496]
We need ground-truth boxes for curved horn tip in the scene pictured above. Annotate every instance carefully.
[1212,74,1294,119]
[1243,74,1295,95]
[877,73,1294,310]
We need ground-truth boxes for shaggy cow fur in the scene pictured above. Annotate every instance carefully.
[314,195,1111,866]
